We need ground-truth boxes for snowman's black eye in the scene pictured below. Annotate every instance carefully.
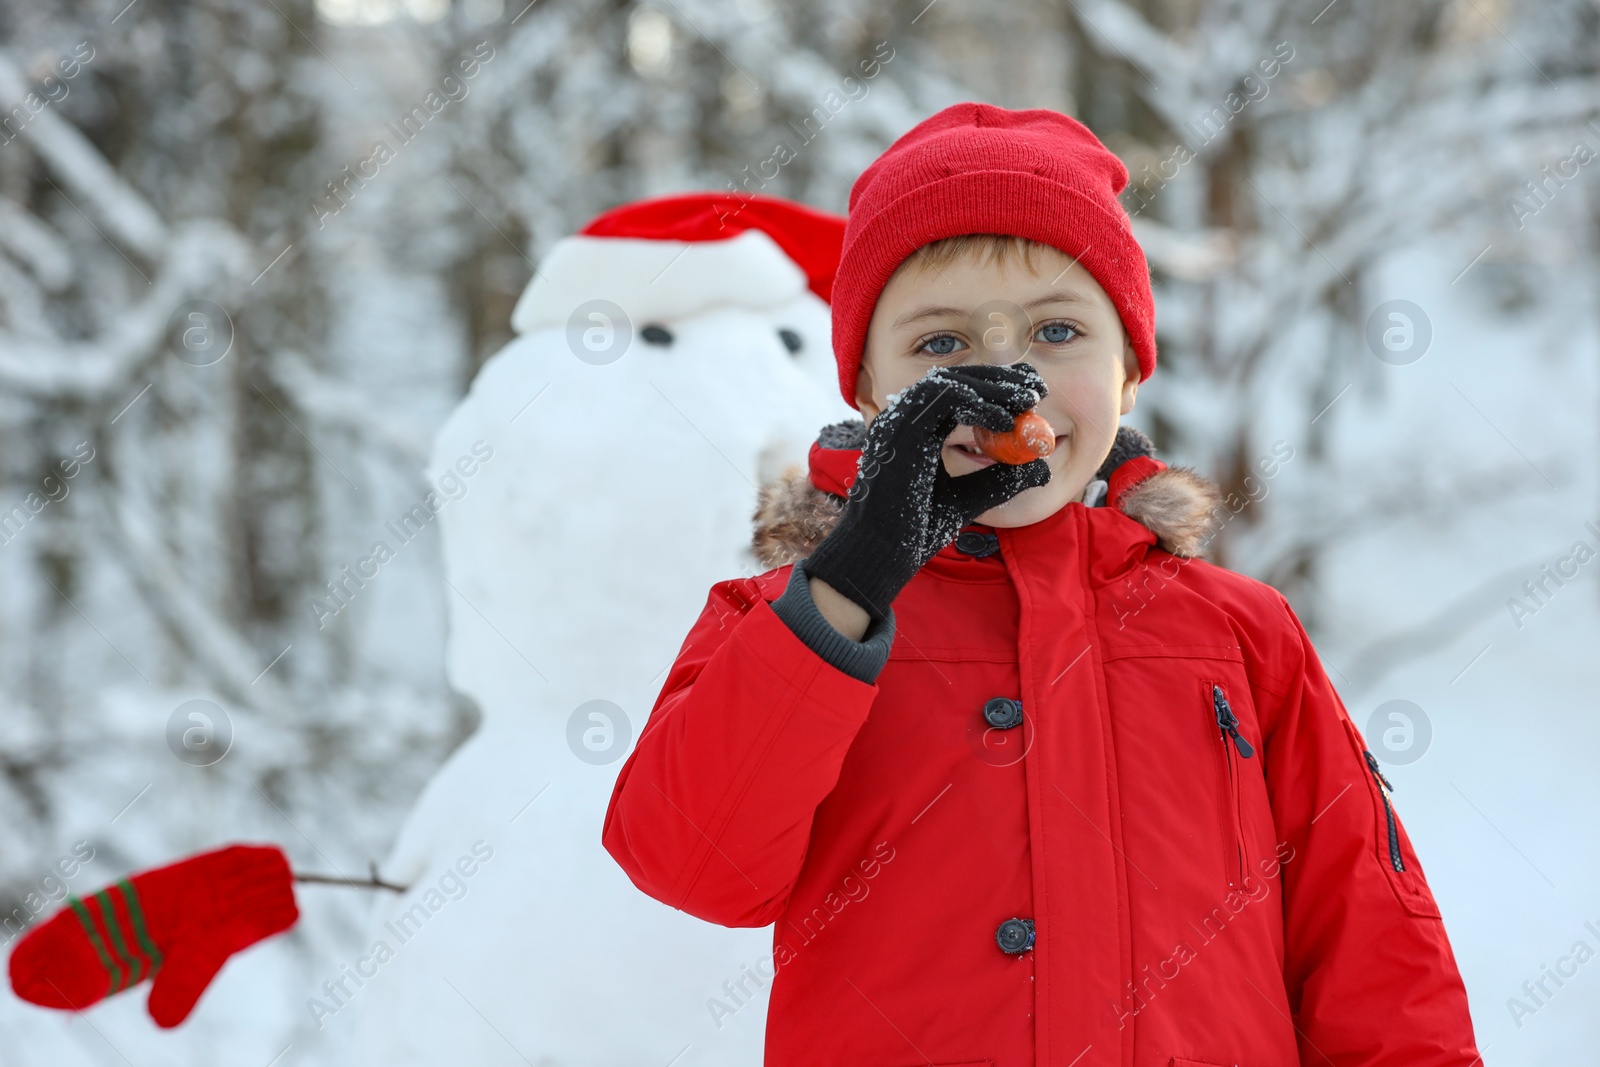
[777,328,803,354]
[641,324,674,346]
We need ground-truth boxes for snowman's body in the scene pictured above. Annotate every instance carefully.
[340,216,855,1065]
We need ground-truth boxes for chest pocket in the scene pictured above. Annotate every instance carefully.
[1200,673,1256,888]
[1102,645,1272,893]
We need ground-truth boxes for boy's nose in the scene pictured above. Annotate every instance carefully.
[966,299,1034,360]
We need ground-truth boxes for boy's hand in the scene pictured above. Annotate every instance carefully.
[803,362,1052,622]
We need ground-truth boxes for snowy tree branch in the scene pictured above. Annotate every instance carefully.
[0,52,168,262]
[0,220,252,400]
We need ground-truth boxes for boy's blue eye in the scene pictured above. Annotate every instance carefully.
[1037,321,1077,344]
[920,335,963,356]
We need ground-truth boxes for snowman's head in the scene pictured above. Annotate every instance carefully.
[502,196,856,483]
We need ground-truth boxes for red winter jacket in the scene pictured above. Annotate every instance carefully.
[602,433,1479,1067]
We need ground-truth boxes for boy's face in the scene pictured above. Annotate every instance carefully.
[854,242,1141,528]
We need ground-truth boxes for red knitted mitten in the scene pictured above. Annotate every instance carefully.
[8,843,299,1027]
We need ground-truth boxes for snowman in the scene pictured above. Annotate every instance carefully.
[336,194,856,1065]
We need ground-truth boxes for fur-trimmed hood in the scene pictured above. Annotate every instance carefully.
[752,421,1223,569]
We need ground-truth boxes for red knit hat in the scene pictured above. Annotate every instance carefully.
[831,103,1156,409]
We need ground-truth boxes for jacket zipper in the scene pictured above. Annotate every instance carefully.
[1211,684,1252,885]
[1363,749,1405,873]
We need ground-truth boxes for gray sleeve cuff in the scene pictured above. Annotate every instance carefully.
[768,557,896,684]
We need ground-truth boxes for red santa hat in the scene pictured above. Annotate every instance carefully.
[510,193,847,334]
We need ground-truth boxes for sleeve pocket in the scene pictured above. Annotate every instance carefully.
[1341,716,1443,919]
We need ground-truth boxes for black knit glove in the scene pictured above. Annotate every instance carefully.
[803,362,1053,621]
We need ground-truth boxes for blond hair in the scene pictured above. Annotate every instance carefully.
[892,233,1055,280]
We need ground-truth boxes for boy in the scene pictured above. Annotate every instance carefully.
[603,103,1480,1066]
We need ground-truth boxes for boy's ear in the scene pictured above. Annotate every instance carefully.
[1119,338,1140,416]
[854,360,880,422]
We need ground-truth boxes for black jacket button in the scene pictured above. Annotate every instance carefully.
[996,917,1035,955]
[983,697,1024,730]
[954,530,999,557]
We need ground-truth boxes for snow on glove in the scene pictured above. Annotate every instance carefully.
[804,361,1052,621]
[8,843,299,1028]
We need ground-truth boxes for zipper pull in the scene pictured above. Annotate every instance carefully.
[1362,748,1406,872]
[1363,749,1395,793]
[1212,685,1255,758]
